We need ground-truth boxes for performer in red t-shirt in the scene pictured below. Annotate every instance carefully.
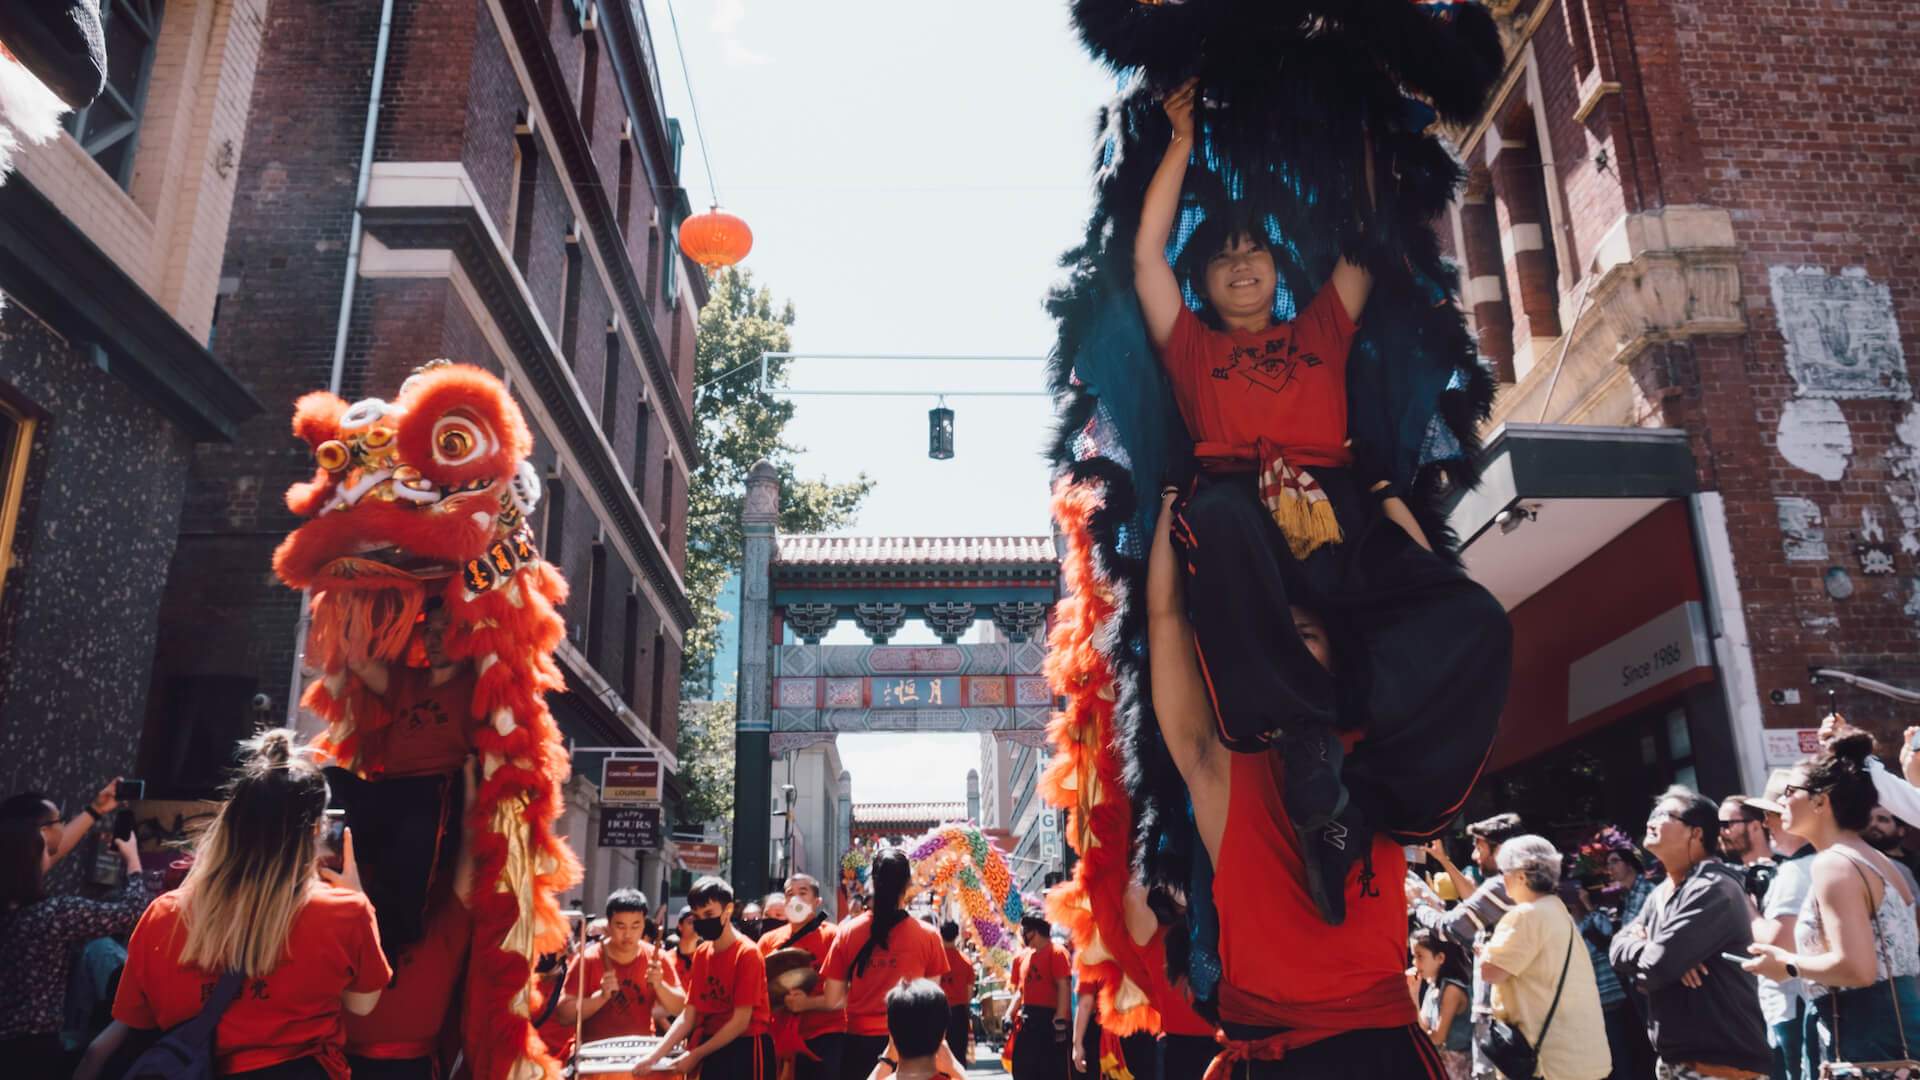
[1135,80,1510,925]
[759,873,847,1080]
[792,850,947,1080]
[109,730,395,1080]
[1006,917,1070,1080]
[1138,489,1449,1077]
[554,889,686,1045]
[935,921,975,1065]
[637,877,773,1080]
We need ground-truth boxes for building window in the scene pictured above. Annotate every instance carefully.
[544,473,567,567]
[560,230,584,366]
[601,330,620,429]
[64,0,165,190]
[649,631,667,733]
[579,31,600,141]
[645,221,660,299]
[510,118,539,275]
[586,542,607,669]
[616,143,634,234]
[0,393,39,605]
[659,459,673,537]
[663,213,680,307]
[621,593,640,706]
[633,399,650,502]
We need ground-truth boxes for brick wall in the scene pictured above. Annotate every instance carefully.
[1469,0,1920,746]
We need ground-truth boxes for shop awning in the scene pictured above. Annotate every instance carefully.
[1445,423,1698,609]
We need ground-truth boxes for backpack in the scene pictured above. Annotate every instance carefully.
[120,972,246,1080]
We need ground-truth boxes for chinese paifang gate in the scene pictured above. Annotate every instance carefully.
[274,361,577,1080]
[1036,0,1509,1043]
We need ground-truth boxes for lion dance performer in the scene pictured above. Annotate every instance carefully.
[274,360,580,1079]
[1039,0,1512,1075]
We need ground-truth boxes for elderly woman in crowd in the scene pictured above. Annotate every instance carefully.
[1746,733,1920,1063]
[1480,836,1611,1080]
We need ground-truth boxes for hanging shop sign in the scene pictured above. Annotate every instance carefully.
[598,805,663,850]
[1566,601,1712,724]
[676,842,722,873]
[601,755,661,805]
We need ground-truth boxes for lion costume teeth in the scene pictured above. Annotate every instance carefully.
[274,360,580,1080]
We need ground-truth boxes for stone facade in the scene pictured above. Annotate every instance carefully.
[1443,0,1920,746]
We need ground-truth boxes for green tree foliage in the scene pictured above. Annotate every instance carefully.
[676,699,738,831]
[681,268,872,696]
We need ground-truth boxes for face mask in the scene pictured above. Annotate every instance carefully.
[693,916,725,942]
[786,899,813,924]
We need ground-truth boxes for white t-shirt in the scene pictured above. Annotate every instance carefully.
[1757,853,1815,1025]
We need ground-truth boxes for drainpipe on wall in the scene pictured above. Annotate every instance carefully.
[1688,492,1769,793]
[285,0,398,727]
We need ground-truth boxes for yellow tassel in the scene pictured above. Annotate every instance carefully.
[1269,488,1343,560]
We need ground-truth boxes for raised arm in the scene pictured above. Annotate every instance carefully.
[1135,80,1197,352]
[1148,488,1228,861]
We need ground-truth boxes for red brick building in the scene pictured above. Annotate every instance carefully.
[1438,0,1920,834]
[143,0,701,906]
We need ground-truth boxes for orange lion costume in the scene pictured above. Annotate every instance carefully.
[274,360,580,1080]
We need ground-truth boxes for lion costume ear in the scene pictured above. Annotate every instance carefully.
[393,362,532,486]
[292,391,349,447]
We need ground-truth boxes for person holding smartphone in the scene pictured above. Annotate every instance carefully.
[0,799,149,1079]
[0,776,128,874]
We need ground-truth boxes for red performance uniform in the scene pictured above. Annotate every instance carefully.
[1141,926,1214,1039]
[565,940,682,1043]
[759,917,847,1040]
[690,937,772,1044]
[113,887,394,1080]
[821,914,949,1037]
[1213,749,1414,1043]
[1017,940,1071,1011]
[1160,280,1358,473]
[938,944,974,1008]
[346,897,472,1061]
[368,666,475,779]
[673,944,698,985]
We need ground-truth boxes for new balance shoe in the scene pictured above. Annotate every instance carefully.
[1296,802,1369,926]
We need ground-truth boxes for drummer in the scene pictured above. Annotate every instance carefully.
[555,890,687,1044]
[635,877,775,1080]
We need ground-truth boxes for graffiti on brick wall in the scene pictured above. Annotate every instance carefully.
[1891,404,1920,563]
[1770,266,1911,401]
[1776,497,1829,562]
[1777,398,1854,481]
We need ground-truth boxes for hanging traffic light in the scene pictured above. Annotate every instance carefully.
[928,401,954,460]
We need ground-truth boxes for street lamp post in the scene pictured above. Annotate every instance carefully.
[781,783,797,880]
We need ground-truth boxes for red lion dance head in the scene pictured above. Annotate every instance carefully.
[274,360,579,1080]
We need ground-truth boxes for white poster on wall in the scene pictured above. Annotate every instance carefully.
[1763,728,1823,767]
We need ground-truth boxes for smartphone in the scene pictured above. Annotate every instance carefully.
[319,808,347,874]
[113,808,136,842]
[117,779,146,802]
[1721,951,1752,965]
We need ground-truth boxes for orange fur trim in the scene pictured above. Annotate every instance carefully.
[1041,478,1162,1036]
[292,390,347,447]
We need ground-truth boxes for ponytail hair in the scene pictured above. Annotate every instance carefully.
[851,848,911,979]
[178,728,330,977]
[1805,731,1880,832]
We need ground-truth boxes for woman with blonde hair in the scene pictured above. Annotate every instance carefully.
[104,729,391,1079]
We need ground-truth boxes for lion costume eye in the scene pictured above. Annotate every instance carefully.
[431,415,492,467]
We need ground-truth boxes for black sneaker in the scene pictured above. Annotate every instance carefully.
[1278,728,1347,830]
[1296,802,1370,926]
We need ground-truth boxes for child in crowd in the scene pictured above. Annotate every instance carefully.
[1410,929,1473,1080]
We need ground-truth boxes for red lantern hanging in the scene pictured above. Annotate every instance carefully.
[678,206,753,272]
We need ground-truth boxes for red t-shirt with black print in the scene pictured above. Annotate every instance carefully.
[113,887,393,1080]
[821,914,949,1036]
[565,940,682,1042]
[1159,280,1359,471]
[689,937,771,1041]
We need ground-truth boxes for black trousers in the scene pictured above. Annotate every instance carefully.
[1160,1034,1219,1080]
[703,1033,777,1080]
[1224,1023,1446,1079]
[1172,471,1511,840]
[798,1031,845,1080]
[325,767,462,955]
[1014,1006,1067,1080]
[946,1003,972,1065]
[841,1033,892,1080]
[1119,1031,1159,1080]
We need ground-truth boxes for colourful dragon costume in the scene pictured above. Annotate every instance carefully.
[1039,0,1507,1036]
[274,360,579,1080]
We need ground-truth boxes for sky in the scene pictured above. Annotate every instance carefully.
[647,2,1114,801]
